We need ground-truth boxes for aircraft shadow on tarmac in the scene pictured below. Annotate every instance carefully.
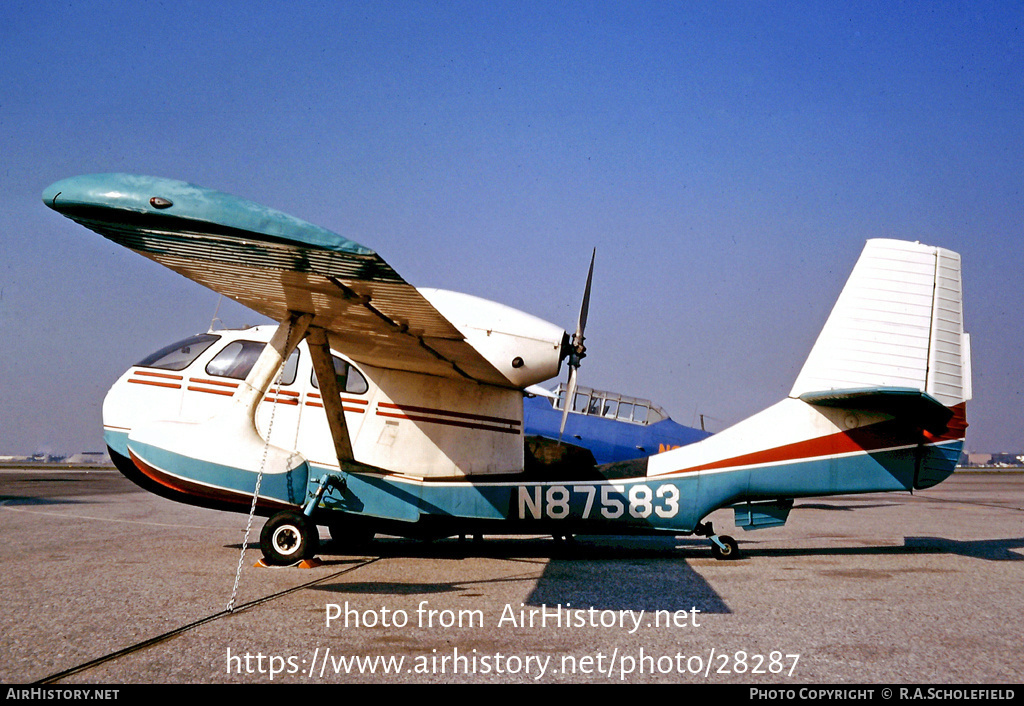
[525,552,729,614]
[0,495,72,507]
[793,502,899,512]
[735,536,1024,562]
[306,535,731,614]
[297,532,1023,615]
[901,536,1024,561]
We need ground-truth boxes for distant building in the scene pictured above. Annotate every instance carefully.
[64,451,112,465]
[961,452,1024,468]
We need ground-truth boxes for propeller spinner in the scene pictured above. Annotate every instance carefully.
[559,248,595,442]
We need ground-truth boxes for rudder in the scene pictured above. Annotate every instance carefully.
[790,239,971,409]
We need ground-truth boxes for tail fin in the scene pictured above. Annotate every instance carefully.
[790,239,971,491]
[647,239,970,523]
[790,239,971,408]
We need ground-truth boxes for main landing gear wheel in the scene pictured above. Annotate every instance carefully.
[710,535,739,561]
[261,511,319,566]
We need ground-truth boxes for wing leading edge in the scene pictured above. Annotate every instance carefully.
[44,174,560,388]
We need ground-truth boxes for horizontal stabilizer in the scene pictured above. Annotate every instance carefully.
[733,499,794,531]
[798,386,953,435]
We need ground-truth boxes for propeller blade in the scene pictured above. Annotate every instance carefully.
[559,248,594,445]
[559,365,578,442]
[575,248,595,344]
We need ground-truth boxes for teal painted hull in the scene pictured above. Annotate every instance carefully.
[108,428,962,534]
[314,440,962,534]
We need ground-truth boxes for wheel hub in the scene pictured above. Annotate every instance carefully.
[272,526,301,555]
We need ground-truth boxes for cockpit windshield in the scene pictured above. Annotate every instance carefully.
[135,333,220,371]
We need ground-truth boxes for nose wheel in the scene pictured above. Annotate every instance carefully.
[260,510,319,566]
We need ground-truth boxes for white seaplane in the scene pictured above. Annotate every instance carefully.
[43,174,971,565]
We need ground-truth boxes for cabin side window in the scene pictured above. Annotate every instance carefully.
[205,341,299,384]
[311,355,369,395]
[135,333,220,371]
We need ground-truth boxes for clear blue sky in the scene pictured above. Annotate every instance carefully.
[2,1,1021,454]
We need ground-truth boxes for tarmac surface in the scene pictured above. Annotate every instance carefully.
[1,466,1022,685]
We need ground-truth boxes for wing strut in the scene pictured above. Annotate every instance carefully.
[306,327,356,467]
[238,312,313,415]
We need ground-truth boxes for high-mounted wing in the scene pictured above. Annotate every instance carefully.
[43,174,563,388]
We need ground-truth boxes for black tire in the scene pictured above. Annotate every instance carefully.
[261,511,319,566]
[710,535,740,561]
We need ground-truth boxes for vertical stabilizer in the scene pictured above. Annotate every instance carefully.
[790,239,971,408]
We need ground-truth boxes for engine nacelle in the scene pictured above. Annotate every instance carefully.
[418,288,565,388]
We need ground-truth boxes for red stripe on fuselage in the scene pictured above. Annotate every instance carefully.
[128,378,182,390]
[187,377,238,388]
[133,370,183,380]
[376,410,520,435]
[376,401,519,427]
[308,393,368,405]
[187,386,234,396]
[665,413,966,476]
[304,401,366,413]
[128,448,294,511]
